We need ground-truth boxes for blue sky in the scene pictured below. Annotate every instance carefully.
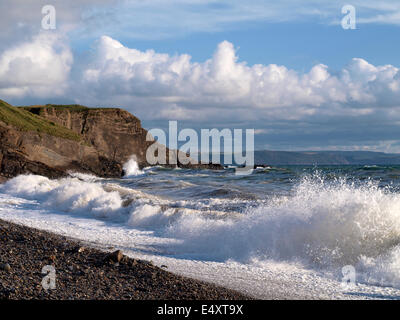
[1,0,400,152]
[87,20,400,73]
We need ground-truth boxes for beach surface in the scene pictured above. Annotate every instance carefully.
[0,218,249,300]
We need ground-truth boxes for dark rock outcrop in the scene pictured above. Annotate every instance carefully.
[0,118,122,179]
[0,101,222,180]
[26,106,152,167]
[27,106,223,170]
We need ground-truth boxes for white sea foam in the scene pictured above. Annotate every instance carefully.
[68,171,102,182]
[0,175,125,219]
[128,204,179,228]
[126,173,400,289]
[1,172,400,292]
[123,157,144,177]
[159,175,400,270]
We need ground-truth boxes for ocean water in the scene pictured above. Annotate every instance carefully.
[2,163,400,299]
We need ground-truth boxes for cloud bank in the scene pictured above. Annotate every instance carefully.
[77,36,400,120]
[1,33,400,151]
[0,33,72,98]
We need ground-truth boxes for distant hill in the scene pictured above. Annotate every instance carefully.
[195,150,400,166]
[254,150,400,165]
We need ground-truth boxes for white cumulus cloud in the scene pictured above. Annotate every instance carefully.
[0,32,73,98]
[1,33,400,151]
[76,36,400,122]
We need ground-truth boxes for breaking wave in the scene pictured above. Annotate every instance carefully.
[123,157,144,177]
[2,171,400,287]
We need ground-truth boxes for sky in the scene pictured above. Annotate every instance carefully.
[1,0,400,152]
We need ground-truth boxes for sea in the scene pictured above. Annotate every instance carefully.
[2,161,400,299]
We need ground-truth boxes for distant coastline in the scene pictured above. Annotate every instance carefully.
[196,150,400,166]
[253,150,400,166]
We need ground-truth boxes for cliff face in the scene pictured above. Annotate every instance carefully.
[0,120,122,179]
[0,101,151,179]
[25,106,153,166]
[0,100,221,180]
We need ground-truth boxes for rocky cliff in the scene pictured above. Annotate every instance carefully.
[23,105,153,167]
[0,100,220,180]
[0,101,123,179]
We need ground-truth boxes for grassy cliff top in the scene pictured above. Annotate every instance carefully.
[19,104,89,115]
[0,99,82,142]
[22,104,121,114]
